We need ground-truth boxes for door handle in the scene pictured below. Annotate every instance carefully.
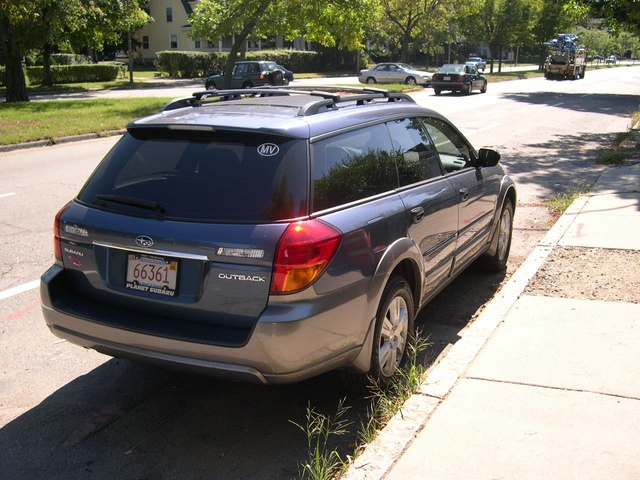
[459,188,469,202]
[410,206,425,223]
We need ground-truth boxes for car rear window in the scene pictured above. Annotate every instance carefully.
[78,129,308,222]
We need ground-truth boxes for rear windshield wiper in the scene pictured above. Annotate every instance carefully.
[95,195,166,214]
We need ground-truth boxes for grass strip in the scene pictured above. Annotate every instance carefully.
[0,98,171,145]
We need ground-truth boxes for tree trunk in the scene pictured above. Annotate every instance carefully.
[0,19,29,102]
[42,43,54,86]
[489,43,497,74]
[538,44,547,70]
[223,20,259,88]
[400,32,411,64]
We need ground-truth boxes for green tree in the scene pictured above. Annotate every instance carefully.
[460,0,534,73]
[376,0,472,64]
[1,0,150,101]
[189,0,380,87]
[612,30,640,57]
[38,0,85,86]
[574,25,614,59]
[0,0,39,102]
[67,0,150,62]
[531,0,576,69]
[567,0,640,34]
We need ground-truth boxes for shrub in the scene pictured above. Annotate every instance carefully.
[24,64,124,84]
[154,49,322,77]
[51,53,92,65]
[155,51,225,78]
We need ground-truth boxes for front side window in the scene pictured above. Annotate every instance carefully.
[422,118,473,173]
[311,124,396,211]
[386,118,443,186]
[78,130,308,222]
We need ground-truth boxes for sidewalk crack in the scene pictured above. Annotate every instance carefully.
[465,376,640,401]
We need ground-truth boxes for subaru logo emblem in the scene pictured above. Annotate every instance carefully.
[135,235,154,247]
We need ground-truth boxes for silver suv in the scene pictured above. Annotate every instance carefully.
[41,87,516,390]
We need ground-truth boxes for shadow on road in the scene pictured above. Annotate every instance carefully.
[0,266,505,479]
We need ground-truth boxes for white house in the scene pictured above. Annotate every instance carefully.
[133,0,307,61]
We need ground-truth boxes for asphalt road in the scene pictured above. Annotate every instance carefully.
[1,65,638,479]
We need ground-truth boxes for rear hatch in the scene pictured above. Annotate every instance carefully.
[53,127,309,346]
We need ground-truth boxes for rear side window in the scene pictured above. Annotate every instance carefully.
[311,124,397,211]
[78,129,308,222]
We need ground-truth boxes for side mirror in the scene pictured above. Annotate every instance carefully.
[477,148,501,168]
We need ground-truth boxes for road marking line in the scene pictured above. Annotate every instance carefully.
[478,123,501,133]
[0,280,40,301]
[538,102,564,112]
[0,192,16,199]
[463,123,501,137]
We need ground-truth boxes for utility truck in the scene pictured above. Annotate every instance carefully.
[544,33,586,80]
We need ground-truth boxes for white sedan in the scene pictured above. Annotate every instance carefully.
[358,62,432,86]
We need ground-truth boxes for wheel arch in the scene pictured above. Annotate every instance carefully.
[486,182,517,257]
[346,239,423,373]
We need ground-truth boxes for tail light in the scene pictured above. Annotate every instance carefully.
[271,219,342,294]
[53,202,72,262]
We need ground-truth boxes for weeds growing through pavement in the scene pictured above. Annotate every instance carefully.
[546,185,592,216]
[356,333,430,450]
[292,332,430,480]
[597,114,640,166]
[291,398,352,480]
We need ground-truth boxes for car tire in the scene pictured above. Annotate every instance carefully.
[341,275,414,392]
[463,83,472,94]
[366,77,377,84]
[206,83,217,90]
[434,88,441,95]
[481,81,487,93]
[405,77,417,85]
[269,70,284,86]
[478,198,514,272]
[242,81,254,89]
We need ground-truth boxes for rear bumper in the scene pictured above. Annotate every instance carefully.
[431,81,467,91]
[41,265,375,385]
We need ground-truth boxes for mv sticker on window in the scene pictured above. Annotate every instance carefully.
[257,143,280,156]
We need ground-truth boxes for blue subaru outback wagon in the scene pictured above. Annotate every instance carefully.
[41,87,516,390]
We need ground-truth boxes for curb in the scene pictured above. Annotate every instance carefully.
[0,130,125,154]
[341,186,590,480]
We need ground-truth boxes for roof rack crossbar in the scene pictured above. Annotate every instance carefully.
[160,86,416,115]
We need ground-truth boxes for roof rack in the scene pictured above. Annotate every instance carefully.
[160,86,416,116]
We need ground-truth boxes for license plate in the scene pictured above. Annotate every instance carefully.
[443,76,451,81]
[126,253,179,297]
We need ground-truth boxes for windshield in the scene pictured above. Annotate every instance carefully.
[78,129,309,222]
[439,64,465,74]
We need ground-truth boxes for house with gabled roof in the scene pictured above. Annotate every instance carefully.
[132,0,305,62]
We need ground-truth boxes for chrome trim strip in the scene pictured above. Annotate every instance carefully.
[93,241,210,261]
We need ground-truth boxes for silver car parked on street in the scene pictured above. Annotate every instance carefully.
[358,62,432,86]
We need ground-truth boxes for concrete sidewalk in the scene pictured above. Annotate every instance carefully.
[343,163,640,480]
